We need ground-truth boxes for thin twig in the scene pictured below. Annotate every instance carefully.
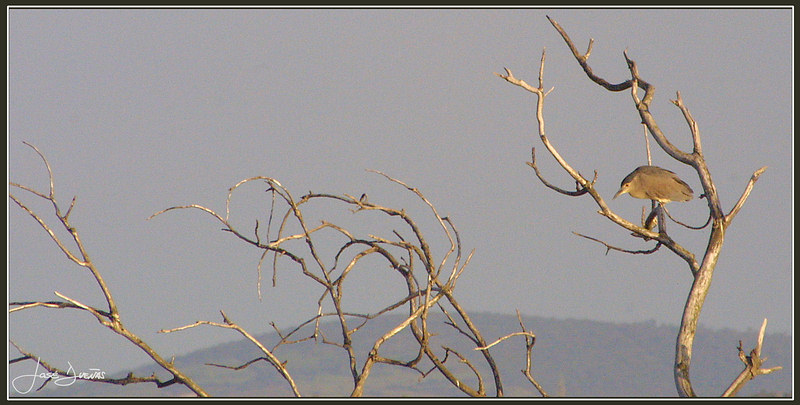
[573,231,662,255]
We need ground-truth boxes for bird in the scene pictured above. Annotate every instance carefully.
[613,165,693,203]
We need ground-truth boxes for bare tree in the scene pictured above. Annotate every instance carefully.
[495,16,780,397]
[9,143,547,397]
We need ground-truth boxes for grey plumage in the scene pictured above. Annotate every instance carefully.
[613,165,693,203]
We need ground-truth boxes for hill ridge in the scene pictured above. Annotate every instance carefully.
[19,312,792,397]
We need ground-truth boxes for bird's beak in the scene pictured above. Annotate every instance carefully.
[613,189,625,200]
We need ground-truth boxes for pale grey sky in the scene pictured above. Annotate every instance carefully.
[8,7,792,381]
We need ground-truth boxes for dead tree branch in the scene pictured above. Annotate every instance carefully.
[10,340,182,394]
[9,142,208,397]
[475,310,548,397]
[159,311,300,397]
[722,319,783,397]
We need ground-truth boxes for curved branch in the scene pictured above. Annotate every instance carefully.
[475,331,536,351]
[573,231,662,256]
[526,148,592,196]
[160,311,300,397]
[546,15,632,91]
[725,166,768,226]
[352,292,447,397]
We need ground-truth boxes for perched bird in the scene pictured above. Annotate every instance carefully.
[613,165,693,203]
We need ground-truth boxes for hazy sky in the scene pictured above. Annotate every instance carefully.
[8,7,792,383]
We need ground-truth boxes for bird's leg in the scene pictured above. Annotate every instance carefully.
[656,203,668,235]
[643,207,659,231]
[635,205,659,241]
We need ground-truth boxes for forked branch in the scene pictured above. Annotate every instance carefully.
[722,319,783,397]
[159,311,300,397]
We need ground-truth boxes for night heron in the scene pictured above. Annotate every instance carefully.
[613,165,693,203]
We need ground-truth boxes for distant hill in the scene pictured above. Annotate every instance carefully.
[18,313,791,398]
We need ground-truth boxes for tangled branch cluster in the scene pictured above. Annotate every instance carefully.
[10,143,545,397]
[151,169,546,397]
